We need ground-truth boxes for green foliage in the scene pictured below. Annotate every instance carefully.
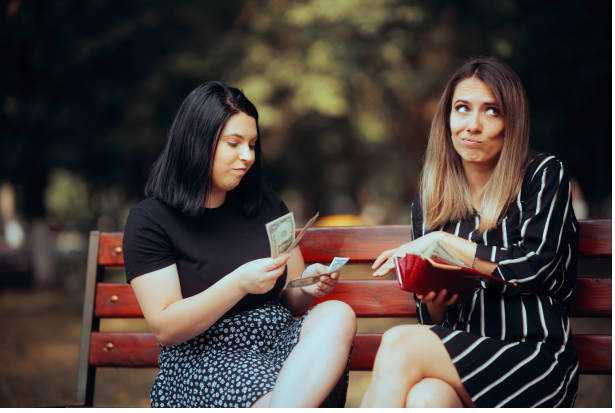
[2,0,611,225]
[45,170,90,227]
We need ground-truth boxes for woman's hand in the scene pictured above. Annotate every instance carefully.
[416,289,458,324]
[372,232,445,277]
[299,263,340,297]
[232,253,290,294]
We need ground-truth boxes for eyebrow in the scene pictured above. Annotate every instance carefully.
[453,99,499,106]
[223,133,258,141]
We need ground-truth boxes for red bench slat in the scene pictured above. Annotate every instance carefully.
[96,283,142,318]
[80,221,612,407]
[95,278,611,318]
[577,220,612,257]
[571,335,612,375]
[570,278,612,317]
[89,332,611,374]
[96,220,612,266]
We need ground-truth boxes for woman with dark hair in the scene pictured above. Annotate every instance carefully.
[362,57,579,407]
[123,81,355,408]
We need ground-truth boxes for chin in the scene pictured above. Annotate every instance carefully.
[465,154,499,167]
[225,179,243,192]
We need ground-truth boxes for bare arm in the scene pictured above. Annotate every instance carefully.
[437,231,498,275]
[281,247,313,313]
[130,255,289,347]
[281,247,341,314]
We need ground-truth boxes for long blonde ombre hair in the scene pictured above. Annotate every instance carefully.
[420,57,530,233]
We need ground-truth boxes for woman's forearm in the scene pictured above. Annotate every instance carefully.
[437,231,497,275]
[418,231,497,323]
[154,273,246,346]
[282,248,314,314]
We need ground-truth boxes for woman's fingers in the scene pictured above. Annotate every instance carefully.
[265,264,287,279]
[434,289,449,305]
[320,274,338,286]
[418,290,458,307]
[372,250,392,270]
[372,260,394,277]
[444,293,459,306]
[266,253,290,271]
[421,291,437,302]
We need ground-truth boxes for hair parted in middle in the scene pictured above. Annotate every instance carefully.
[419,56,530,233]
[145,81,265,217]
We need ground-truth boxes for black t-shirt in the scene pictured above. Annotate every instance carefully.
[123,191,289,315]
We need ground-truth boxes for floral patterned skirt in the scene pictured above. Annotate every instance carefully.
[150,301,348,407]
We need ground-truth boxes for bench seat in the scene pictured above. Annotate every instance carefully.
[77,220,612,406]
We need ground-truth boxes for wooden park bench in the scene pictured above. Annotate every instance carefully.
[76,220,611,406]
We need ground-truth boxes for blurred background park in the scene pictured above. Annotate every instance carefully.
[0,0,611,407]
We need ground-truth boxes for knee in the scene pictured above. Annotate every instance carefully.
[405,378,462,408]
[380,324,424,350]
[313,300,357,337]
[376,325,430,367]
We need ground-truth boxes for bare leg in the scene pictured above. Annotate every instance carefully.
[268,300,356,407]
[360,325,473,408]
[251,391,272,408]
[405,378,464,407]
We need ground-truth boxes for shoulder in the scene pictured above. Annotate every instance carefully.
[523,152,568,183]
[125,197,177,234]
[519,152,571,201]
[259,188,289,217]
[123,198,177,280]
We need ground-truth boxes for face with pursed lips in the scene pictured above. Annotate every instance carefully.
[449,77,505,169]
[210,111,258,197]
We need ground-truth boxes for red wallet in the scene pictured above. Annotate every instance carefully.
[394,253,505,300]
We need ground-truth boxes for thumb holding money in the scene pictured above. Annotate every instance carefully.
[232,253,290,295]
[298,263,339,297]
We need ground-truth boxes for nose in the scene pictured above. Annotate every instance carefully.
[238,144,253,163]
[466,112,482,134]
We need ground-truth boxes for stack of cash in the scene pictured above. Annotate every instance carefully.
[265,211,349,288]
[265,211,319,257]
[416,241,466,267]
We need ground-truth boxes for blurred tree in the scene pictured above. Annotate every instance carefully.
[2,0,245,226]
[1,0,611,229]
[224,0,611,219]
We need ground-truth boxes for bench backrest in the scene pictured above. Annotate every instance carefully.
[76,220,612,406]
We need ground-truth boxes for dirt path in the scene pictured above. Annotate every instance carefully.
[0,289,610,407]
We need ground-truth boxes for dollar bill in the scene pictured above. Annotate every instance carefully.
[287,273,327,288]
[265,212,295,257]
[420,241,465,267]
[286,256,350,288]
[286,212,320,252]
[327,256,350,272]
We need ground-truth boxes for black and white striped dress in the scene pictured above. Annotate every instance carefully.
[413,153,579,407]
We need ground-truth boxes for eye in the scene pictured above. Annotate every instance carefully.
[455,104,469,113]
[486,107,500,116]
[227,141,239,148]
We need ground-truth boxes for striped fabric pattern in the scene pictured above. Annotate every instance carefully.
[412,153,579,407]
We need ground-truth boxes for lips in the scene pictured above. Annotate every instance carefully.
[460,136,482,143]
[231,168,248,175]
[459,136,483,147]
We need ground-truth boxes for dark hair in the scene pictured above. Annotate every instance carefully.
[145,81,265,217]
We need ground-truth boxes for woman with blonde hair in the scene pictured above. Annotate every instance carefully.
[363,57,579,407]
